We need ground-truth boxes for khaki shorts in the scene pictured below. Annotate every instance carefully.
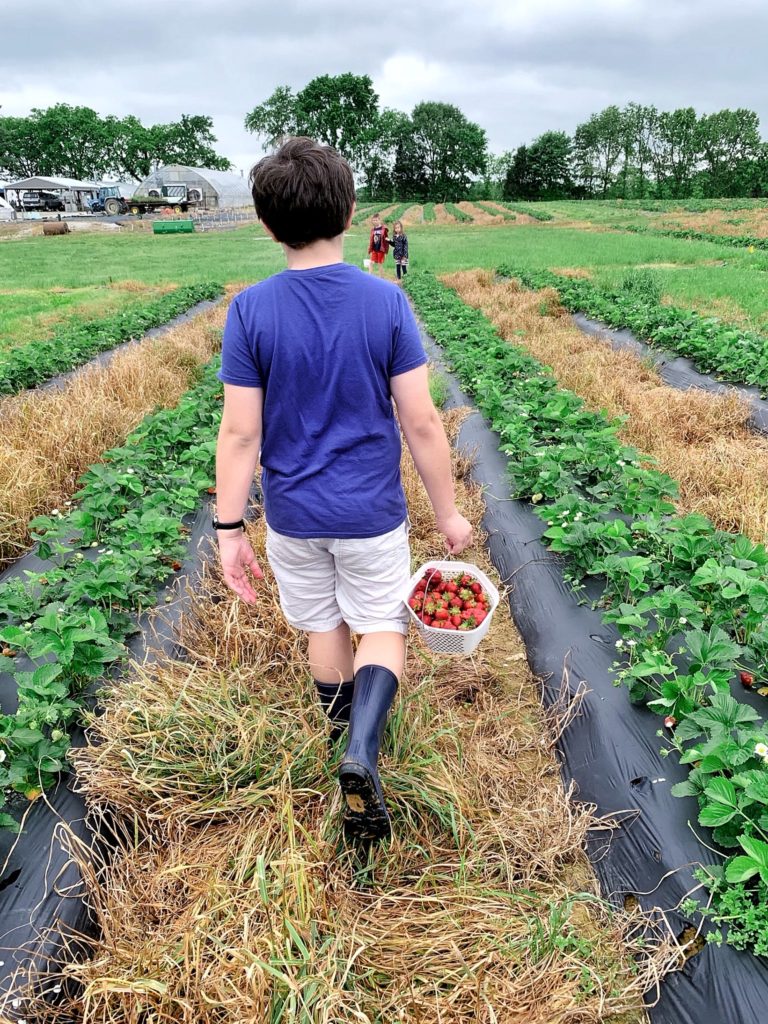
[265,522,411,634]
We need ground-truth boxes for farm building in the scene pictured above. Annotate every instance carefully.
[134,165,252,209]
[3,175,99,211]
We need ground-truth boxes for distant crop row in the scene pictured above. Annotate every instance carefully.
[499,265,768,393]
[0,283,222,395]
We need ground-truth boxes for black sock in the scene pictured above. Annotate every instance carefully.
[315,679,354,726]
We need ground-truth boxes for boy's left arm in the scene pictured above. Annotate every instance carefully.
[215,383,264,603]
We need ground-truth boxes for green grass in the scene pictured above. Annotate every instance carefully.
[0,286,155,352]
[3,218,768,336]
[0,225,283,289]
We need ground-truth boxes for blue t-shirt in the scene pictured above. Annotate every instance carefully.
[219,262,427,539]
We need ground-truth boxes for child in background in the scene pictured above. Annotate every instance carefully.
[367,213,388,274]
[391,220,409,280]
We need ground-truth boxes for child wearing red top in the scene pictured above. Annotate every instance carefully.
[367,213,389,274]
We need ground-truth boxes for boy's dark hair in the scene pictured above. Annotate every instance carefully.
[249,137,356,249]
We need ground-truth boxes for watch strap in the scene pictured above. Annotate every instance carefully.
[213,517,245,531]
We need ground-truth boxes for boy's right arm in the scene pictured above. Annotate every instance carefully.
[391,366,472,553]
[215,383,264,603]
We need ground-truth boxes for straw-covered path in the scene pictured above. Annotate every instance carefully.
[13,404,673,1022]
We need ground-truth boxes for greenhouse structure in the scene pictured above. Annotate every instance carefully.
[134,166,252,209]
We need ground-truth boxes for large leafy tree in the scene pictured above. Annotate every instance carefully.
[245,74,379,174]
[573,106,624,197]
[0,106,230,183]
[503,144,536,199]
[0,117,42,178]
[697,109,762,196]
[410,101,487,201]
[504,133,572,200]
[243,85,298,150]
[649,107,699,197]
[295,74,380,170]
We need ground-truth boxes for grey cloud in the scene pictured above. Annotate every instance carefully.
[2,0,767,163]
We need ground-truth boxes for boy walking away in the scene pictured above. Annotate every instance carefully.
[367,213,389,274]
[215,137,472,842]
[392,220,409,280]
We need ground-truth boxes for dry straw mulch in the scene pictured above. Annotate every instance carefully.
[8,412,679,1023]
[0,290,235,568]
[443,269,768,543]
[456,202,502,226]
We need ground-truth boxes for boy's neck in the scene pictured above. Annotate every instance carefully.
[283,235,345,271]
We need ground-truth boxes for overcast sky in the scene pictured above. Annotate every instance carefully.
[3,0,767,174]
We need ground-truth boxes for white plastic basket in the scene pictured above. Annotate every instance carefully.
[402,560,500,656]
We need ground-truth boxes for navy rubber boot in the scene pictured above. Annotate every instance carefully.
[314,680,355,743]
[338,664,399,841]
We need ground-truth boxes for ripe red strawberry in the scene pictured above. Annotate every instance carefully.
[451,614,462,627]
[470,582,482,595]
[461,608,475,620]
[409,597,422,610]
[422,615,433,626]
[740,671,755,688]
[434,608,449,620]
[445,581,458,594]
[473,609,487,625]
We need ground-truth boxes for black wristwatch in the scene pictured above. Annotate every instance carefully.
[212,516,245,531]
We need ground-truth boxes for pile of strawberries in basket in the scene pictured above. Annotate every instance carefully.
[408,569,491,631]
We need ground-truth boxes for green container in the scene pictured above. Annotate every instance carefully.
[152,220,195,235]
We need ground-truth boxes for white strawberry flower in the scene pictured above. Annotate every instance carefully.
[755,743,768,758]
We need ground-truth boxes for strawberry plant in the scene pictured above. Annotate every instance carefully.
[0,357,225,827]
[498,203,553,221]
[444,203,472,223]
[498,265,768,393]
[405,271,768,956]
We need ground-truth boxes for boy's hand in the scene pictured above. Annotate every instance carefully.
[217,531,263,604]
[437,510,473,554]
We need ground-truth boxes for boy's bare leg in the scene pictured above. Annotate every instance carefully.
[308,623,354,684]
[355,632,406,679]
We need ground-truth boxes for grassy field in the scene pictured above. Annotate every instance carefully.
[3,214,768,330]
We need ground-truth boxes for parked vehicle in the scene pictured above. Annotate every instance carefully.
[21,191,65,212]
[90,185,136,216]
[126,184,202,215]
[0,197,15,222]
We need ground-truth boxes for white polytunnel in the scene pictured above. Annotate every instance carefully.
[134,165,253,209]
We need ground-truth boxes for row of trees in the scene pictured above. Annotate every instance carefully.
[245,74,487,201]
[505,105,768,200]
[5,89,768,201]
[0,105,231,182]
